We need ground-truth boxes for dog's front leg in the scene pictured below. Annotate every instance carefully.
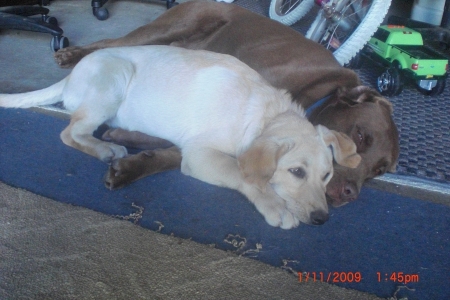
[240,184,300,229]
[104,146,182,189]
[181,147,299,229]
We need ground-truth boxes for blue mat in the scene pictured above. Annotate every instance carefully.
[1,108,449,300]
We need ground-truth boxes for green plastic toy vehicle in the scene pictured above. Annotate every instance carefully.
[352,25,448,96]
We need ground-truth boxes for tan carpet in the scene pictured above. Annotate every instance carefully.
[0,182,383,299]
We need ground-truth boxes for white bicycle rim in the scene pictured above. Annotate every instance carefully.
[269,0,315,26]
[306,0,392,65]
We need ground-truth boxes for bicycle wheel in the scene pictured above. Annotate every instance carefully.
[306,0,391,65]
[269,0,315,26]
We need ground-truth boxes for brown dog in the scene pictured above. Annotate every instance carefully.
[55,1,399,207]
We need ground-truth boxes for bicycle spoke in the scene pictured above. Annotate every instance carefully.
[281,0,392,64]
[318,0,373,50]
[280,0,303,15]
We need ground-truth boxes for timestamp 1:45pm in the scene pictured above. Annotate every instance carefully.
[377,272,420,284]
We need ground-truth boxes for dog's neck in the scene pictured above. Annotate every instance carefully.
[306,94,339,123]
[305,95,331,118]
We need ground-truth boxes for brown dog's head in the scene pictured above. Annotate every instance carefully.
[309,86,399,207]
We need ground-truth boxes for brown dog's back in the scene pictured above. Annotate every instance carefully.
[164,1,360,107]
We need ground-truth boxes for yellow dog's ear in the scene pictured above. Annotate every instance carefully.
[316,125,361,168]
[238,137,289,191]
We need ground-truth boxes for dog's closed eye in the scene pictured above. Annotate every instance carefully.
[323,172,331,181]
[289,167,306,179]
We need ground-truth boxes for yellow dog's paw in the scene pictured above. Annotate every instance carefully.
[255,199,300,229]
[96,143,128,163]
[264,208,300,229]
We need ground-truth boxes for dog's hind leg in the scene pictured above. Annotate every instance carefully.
[60,109,127,163]
[54,1,229,68]
[59,55,134,162]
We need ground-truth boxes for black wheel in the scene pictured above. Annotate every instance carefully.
[166,0,178,9]
[51,36,69,52]
[377,67,404,96]
[417,79,446,96]
[439,41,449,50]
[43,15,58,26]
[94,7,109,20]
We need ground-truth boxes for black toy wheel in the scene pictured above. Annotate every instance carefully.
[166,0,178,9]
[94,7,109,20]
[51,36,69,52]
[377,68,404,96]
[439,41,449,50]
[417,79,446,96]
[43,15,58,26]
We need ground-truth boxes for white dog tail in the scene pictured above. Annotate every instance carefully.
[0,76,68,108]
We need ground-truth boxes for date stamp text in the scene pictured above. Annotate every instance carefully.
[297,271,420,284]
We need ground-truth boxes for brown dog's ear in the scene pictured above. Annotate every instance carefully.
[316,125,361,168]
[238,137,288,191]
[338,86,394,114]
[337,86,376,106]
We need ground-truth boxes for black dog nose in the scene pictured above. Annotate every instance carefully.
[342,182,358,202]
[310,210,329,225]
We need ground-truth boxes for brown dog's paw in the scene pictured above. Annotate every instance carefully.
[104,147,183,190]
[104,151,155,190]
[54,46,89,68]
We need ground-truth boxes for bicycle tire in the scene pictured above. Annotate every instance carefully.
[306,0,392,66]
[269,0,315,26]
